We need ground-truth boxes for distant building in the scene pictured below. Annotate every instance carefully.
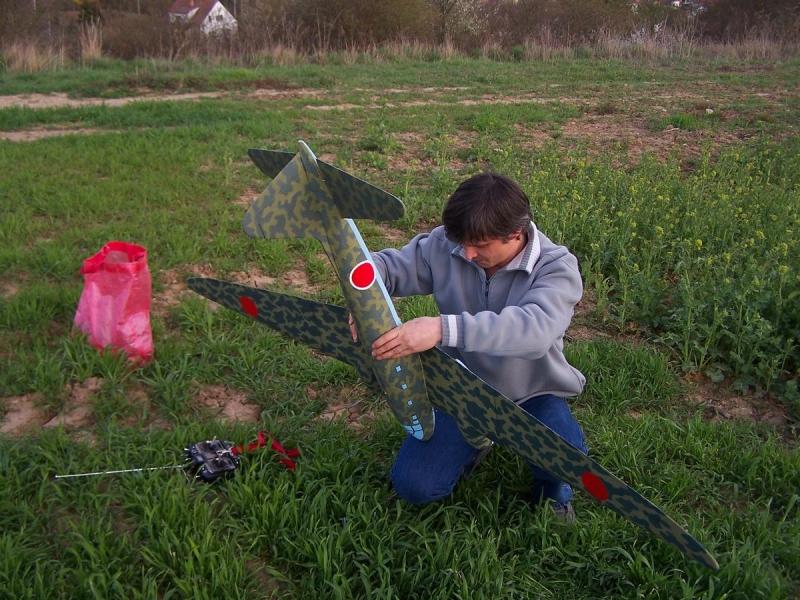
[630,0,707,12]
[671,0,708,13]
[630,0,708,7]
[168,0,237,35]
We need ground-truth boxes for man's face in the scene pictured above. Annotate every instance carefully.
[462,233,523,271]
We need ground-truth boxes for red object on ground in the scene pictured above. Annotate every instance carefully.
[74,241,153,365]
[233,431,300,470]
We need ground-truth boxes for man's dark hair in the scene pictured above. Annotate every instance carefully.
[442,173,532,244]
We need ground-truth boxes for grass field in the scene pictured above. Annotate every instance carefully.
[1,55,799,599]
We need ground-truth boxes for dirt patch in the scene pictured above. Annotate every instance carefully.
[566,290,616,343]
[0,127,116,142]
[0,88,322,142]
[193,384,262,424]
[229,267,279,289]
[386,131,427,171]
[153,260,323,319]
[0,393,51,436]
[152,268,196,318]
[0,91,221,111]
[1,377,167,442]
[308,103,363,112]
[308,383,374,434]
[42,377,102,430]
[689,378,790,429]
[250,88,322,101]
[229,263,322,296]
[0,88,322,111]
[153,263,235,318]
[1,281,20,298]
[234,186,260,207]
[512,114,748,166]
[306,92,561,112]
[566,325,613,343]
[375,224,408,242]
[282,268,321,295]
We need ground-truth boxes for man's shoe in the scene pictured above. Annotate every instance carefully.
[462,443,493,480]
[551,501,575,523]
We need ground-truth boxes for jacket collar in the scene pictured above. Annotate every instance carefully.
[508,222,540,273]
[452,221,540,274]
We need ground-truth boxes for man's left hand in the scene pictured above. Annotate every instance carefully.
[371,317,442,360]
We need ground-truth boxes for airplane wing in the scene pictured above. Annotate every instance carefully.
[186,276,719,570]
[187,277,381,394]
[420,347,719,571]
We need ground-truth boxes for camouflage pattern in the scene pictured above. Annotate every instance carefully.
[187,278,381,395]
[420,347,720,571]
[187,141,719,571]
[246,148,405,230]
[247,149,296,179]
[238,141,434,441]
[187,277,719,570]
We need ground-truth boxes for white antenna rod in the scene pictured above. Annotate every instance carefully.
[54,465,185,479]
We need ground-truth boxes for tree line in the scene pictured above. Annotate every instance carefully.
[1,0,798,60]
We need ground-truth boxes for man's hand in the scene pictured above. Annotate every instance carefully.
[371,317,442,360]
[349,313,359,342]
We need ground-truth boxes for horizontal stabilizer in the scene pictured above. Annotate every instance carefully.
[187,277,381,395]
[248,145,405,222]
[247,149,297,179]
[420,348,719,571]
[316,161,405,222]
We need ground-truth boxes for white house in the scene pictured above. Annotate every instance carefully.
[168,0,237,35]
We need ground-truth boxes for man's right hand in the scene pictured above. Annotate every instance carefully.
[371,317,442,360]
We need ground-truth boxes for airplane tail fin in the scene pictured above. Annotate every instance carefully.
[243,141,404,243]
[242,143,328,244]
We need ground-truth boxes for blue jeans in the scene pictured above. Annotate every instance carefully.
[390,394,587,507]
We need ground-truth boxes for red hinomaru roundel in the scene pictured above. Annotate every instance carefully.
[581,471,609,502]
[240,296,259,317]
[350,260,377,290]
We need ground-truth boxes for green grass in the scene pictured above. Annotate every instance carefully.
[1,55,799,598]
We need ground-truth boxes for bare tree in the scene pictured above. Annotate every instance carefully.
[428,0,459,43]
[427,0,485,45]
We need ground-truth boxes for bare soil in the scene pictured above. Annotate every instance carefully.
[0,85,772,160]
[307,383,374,434]
[193,383,262,423]
[0,377,265,441]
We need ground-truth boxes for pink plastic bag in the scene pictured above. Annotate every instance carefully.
[74,241,154,365]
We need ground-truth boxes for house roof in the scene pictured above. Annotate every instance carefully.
[168,0,218,25]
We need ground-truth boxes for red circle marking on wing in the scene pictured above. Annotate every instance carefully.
[350,261,376,290]
[581,471,609,502]
[240,296,258,318]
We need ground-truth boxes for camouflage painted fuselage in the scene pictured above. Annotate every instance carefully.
[187,141,719,571]
[240,141,434,441]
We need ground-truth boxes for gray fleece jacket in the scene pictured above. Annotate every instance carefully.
[371,222,586,403]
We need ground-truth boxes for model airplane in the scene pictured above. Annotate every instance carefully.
[187,141,719,571]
